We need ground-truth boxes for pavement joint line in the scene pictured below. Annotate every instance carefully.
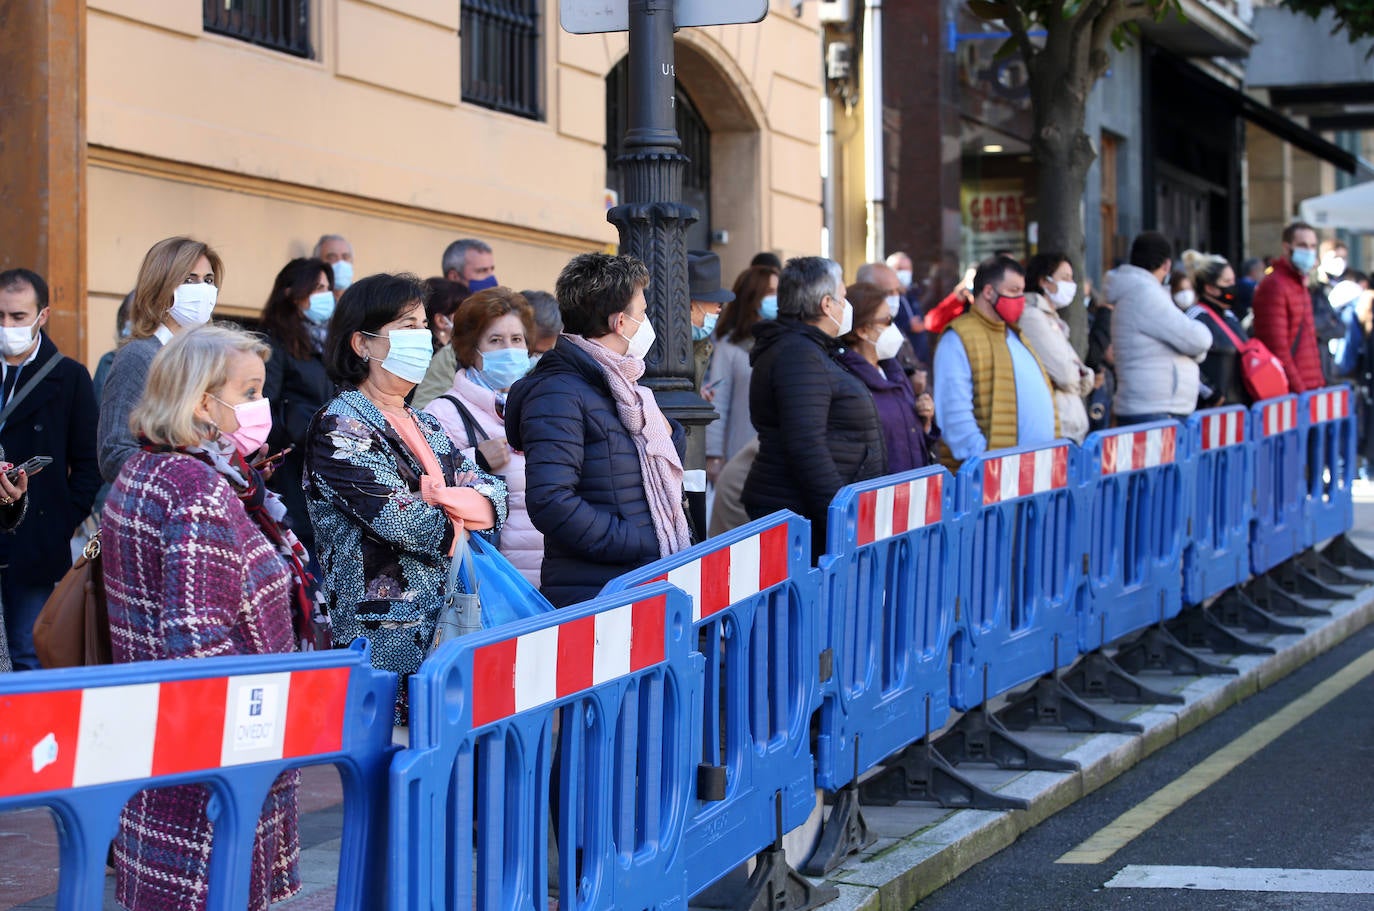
[819,579,1374,911]
[1055,644,1374,865]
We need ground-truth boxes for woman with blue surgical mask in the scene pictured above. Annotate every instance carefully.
[305,273,507,727]
[702,264,779,485]
[97,236,224,483]
[424,288,543,585]
[257,257,339,554]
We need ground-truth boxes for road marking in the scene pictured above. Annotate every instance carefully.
[1056,647,1374,865]
[1106,865,1374,894]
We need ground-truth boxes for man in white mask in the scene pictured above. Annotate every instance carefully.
[0,269,100,670]
[313,234,356,298]
[857,260,928,377]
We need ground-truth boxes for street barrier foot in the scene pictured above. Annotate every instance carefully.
[1113,624,1240,677]
[1297,549,1368,586]
[1165,607,1276,656]
[1213,586,1306,634]
[730,845,841,911]
[858,740,1030,810]
[933,705,1080,772]
[800,784,875,877]
[1272,557,1358,600]
[1246,574,1334,617]
[995,676,1144,734]
[1061,651,1186,705]
[1321,533,1374,571]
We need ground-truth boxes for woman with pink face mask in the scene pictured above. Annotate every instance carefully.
[101,324,316,911]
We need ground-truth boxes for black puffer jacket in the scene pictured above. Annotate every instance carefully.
[742,319,886,559]
[506,340,686,608]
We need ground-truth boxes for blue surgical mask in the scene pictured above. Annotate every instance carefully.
[1291,248,1317,273]
[479,346,531,390]
[331,260,354,290]
[364,328,434,385]
[760,294,778,320]
[468,275,499,293]
[306,290,335,323]
[693,313,718,341]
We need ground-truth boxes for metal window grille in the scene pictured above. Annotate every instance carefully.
[462,0,542,120]
[204,0,312,58]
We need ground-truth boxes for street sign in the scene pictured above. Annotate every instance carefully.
[560,0,768,35]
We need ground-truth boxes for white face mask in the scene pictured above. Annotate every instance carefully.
[1323,256,1346,279]
[0,315,41,358]
[620,312,655,360]
[874,324,905,361]
[885,294,902,318]
[827,297,854,336]
[1173,289,1196,309]
[1047,279,1077,308]
[170,283,218,328]
[896,269,914,288]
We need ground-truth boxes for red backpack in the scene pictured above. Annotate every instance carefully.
[1197,303,1288,401]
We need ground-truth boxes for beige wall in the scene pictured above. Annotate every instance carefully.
[81,0,823,366]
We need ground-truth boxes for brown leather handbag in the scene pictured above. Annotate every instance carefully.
[33,532,112,668]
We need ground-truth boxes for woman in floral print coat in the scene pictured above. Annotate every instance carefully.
[305,273,506,727]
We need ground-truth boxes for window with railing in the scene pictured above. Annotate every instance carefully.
[462,0,542,120]
[204,0,312,58]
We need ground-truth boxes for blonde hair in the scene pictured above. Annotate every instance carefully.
[131,324,269,448]
[127,237,225,342]
[1181,249,1230,292]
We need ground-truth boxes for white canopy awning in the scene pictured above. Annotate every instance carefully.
[1300,181,1374,232]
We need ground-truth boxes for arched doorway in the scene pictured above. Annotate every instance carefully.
[605,57,713,252]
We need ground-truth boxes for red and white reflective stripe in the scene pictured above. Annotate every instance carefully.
[1309,388,1350,424]
[0,667,350,799]
[856,474,943,546]
[981,446,1069,505]
[471,595,667,726]
[647,522,791,623]
[1100,425,1178,475]
[1261,399,1298,436]
[1200,411,1245,450]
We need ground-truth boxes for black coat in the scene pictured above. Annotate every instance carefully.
[742,319,886,558]
[262,333,335,552]
[1190,303,1250,408]
[506,340,686,608]
[0,334,100,586]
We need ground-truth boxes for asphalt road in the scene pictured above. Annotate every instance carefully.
[912,616,1374,911]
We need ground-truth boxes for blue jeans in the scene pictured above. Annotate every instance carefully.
[2,572,56,671]
[1114,412,1186,427]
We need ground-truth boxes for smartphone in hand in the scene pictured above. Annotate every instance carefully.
[5,455,51,484]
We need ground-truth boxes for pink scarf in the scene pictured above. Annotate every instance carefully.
[563,333,692,558]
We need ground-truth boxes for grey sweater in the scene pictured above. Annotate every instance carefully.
[96,336,161,483]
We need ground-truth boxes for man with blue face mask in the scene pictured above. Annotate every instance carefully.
[442,237,498,291]
[687,250,734,393]
[1252,221,1325,393]
[313,234,355,299]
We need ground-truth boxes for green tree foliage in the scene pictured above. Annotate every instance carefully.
[1281,1,1374,53]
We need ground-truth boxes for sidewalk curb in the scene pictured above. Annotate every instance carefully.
[822,585,1374,911]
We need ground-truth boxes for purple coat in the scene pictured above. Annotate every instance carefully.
[103,450,300,911]
[837,349,933,475]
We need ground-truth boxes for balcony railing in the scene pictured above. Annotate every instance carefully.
[462,0,542,120]
[204,0,311,58]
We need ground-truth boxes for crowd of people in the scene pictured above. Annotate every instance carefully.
[0,219,1370,908]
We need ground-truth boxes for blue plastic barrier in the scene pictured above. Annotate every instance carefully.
[1079,422,1188,648]
[1301,386,1356,546]
[0,641,395,911]
[815,467,958,792]
[391,584,696,911]
[951,442,1083,709]
[1251,395,1305,573]
[1183,407,1253,604]
[599,514,820,897]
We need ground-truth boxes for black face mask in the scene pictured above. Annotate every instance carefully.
[1208,286,1236,307]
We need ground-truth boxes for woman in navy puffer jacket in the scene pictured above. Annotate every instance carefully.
[506,254,690,607]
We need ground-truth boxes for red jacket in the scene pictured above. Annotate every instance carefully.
[1250,258,1323,394]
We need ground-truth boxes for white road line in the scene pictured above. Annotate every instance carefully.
[1105,865,1374,894]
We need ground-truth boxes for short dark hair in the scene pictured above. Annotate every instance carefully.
[0,269,50,311]
[423,277,470,325]
[972,256,1024,297]
[779,256,842,321]
[751,251,783,271]
[1129,232,1173,272]
[555,253,650,338]
[1282,221,1316,245]
[1024,253,1069,298]
[323,272,426,385]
